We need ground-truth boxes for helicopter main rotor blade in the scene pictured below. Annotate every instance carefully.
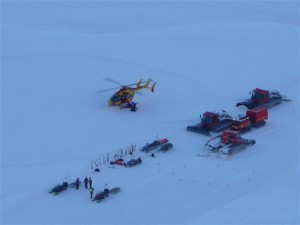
[104,77,124,86]
[105,77,151,87]
[96,86,120,94]
[97,77,125,94]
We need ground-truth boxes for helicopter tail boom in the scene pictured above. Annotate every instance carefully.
[136,79,153,91]
[144,79,151,88]
[136,79,144,89]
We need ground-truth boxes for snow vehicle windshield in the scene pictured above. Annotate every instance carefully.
[252,91,267,101]
[202,115,213,125]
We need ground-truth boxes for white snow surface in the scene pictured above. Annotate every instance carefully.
[1,1,300,225]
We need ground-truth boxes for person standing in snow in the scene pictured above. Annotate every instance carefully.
[89,187,94,199]
[75,178,80,190]
[89,177,93,188]
[84,177,88,189]
[103,183,109,197]
[130,102,137,111]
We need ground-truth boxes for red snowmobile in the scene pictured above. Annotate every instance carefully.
[92,187,121,203]
[110,158,126,166]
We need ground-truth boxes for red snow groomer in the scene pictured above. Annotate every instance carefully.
[236,88,291,109]
[200,129,256,159]
[230,107,268,133]
[186,111,233,136]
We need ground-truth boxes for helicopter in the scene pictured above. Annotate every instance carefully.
[99,78,156,109]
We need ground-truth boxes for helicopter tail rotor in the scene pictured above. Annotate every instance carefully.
[150,82,156,92]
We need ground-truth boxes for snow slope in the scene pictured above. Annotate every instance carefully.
[1,1,299,224]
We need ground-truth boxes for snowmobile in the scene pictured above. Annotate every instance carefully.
[158,143,173,152]
[125,157,142,167]
[186,111,233,136]
[236,88,292,109]
[199,129,256,159]
[140,138,170,153]
[110,158,126,166]
[92,187,121,203]
[49,182,68,195]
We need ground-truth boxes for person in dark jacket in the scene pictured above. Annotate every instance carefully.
[62,182,68,190]
[121,101,137,111]
[75,178,80,190]
[103,183,109,197]
[130,102,137,111]
[89,177,93,188]
[84,177,89,189]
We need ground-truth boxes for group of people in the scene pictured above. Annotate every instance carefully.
[74,177,94,199]
[71,175,113,201]
[86,177,95,199]
[120,100,137,111]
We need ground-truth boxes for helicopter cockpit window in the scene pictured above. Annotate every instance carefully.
[111,95,121,102]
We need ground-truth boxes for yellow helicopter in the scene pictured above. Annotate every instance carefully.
[100,78,156,108]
